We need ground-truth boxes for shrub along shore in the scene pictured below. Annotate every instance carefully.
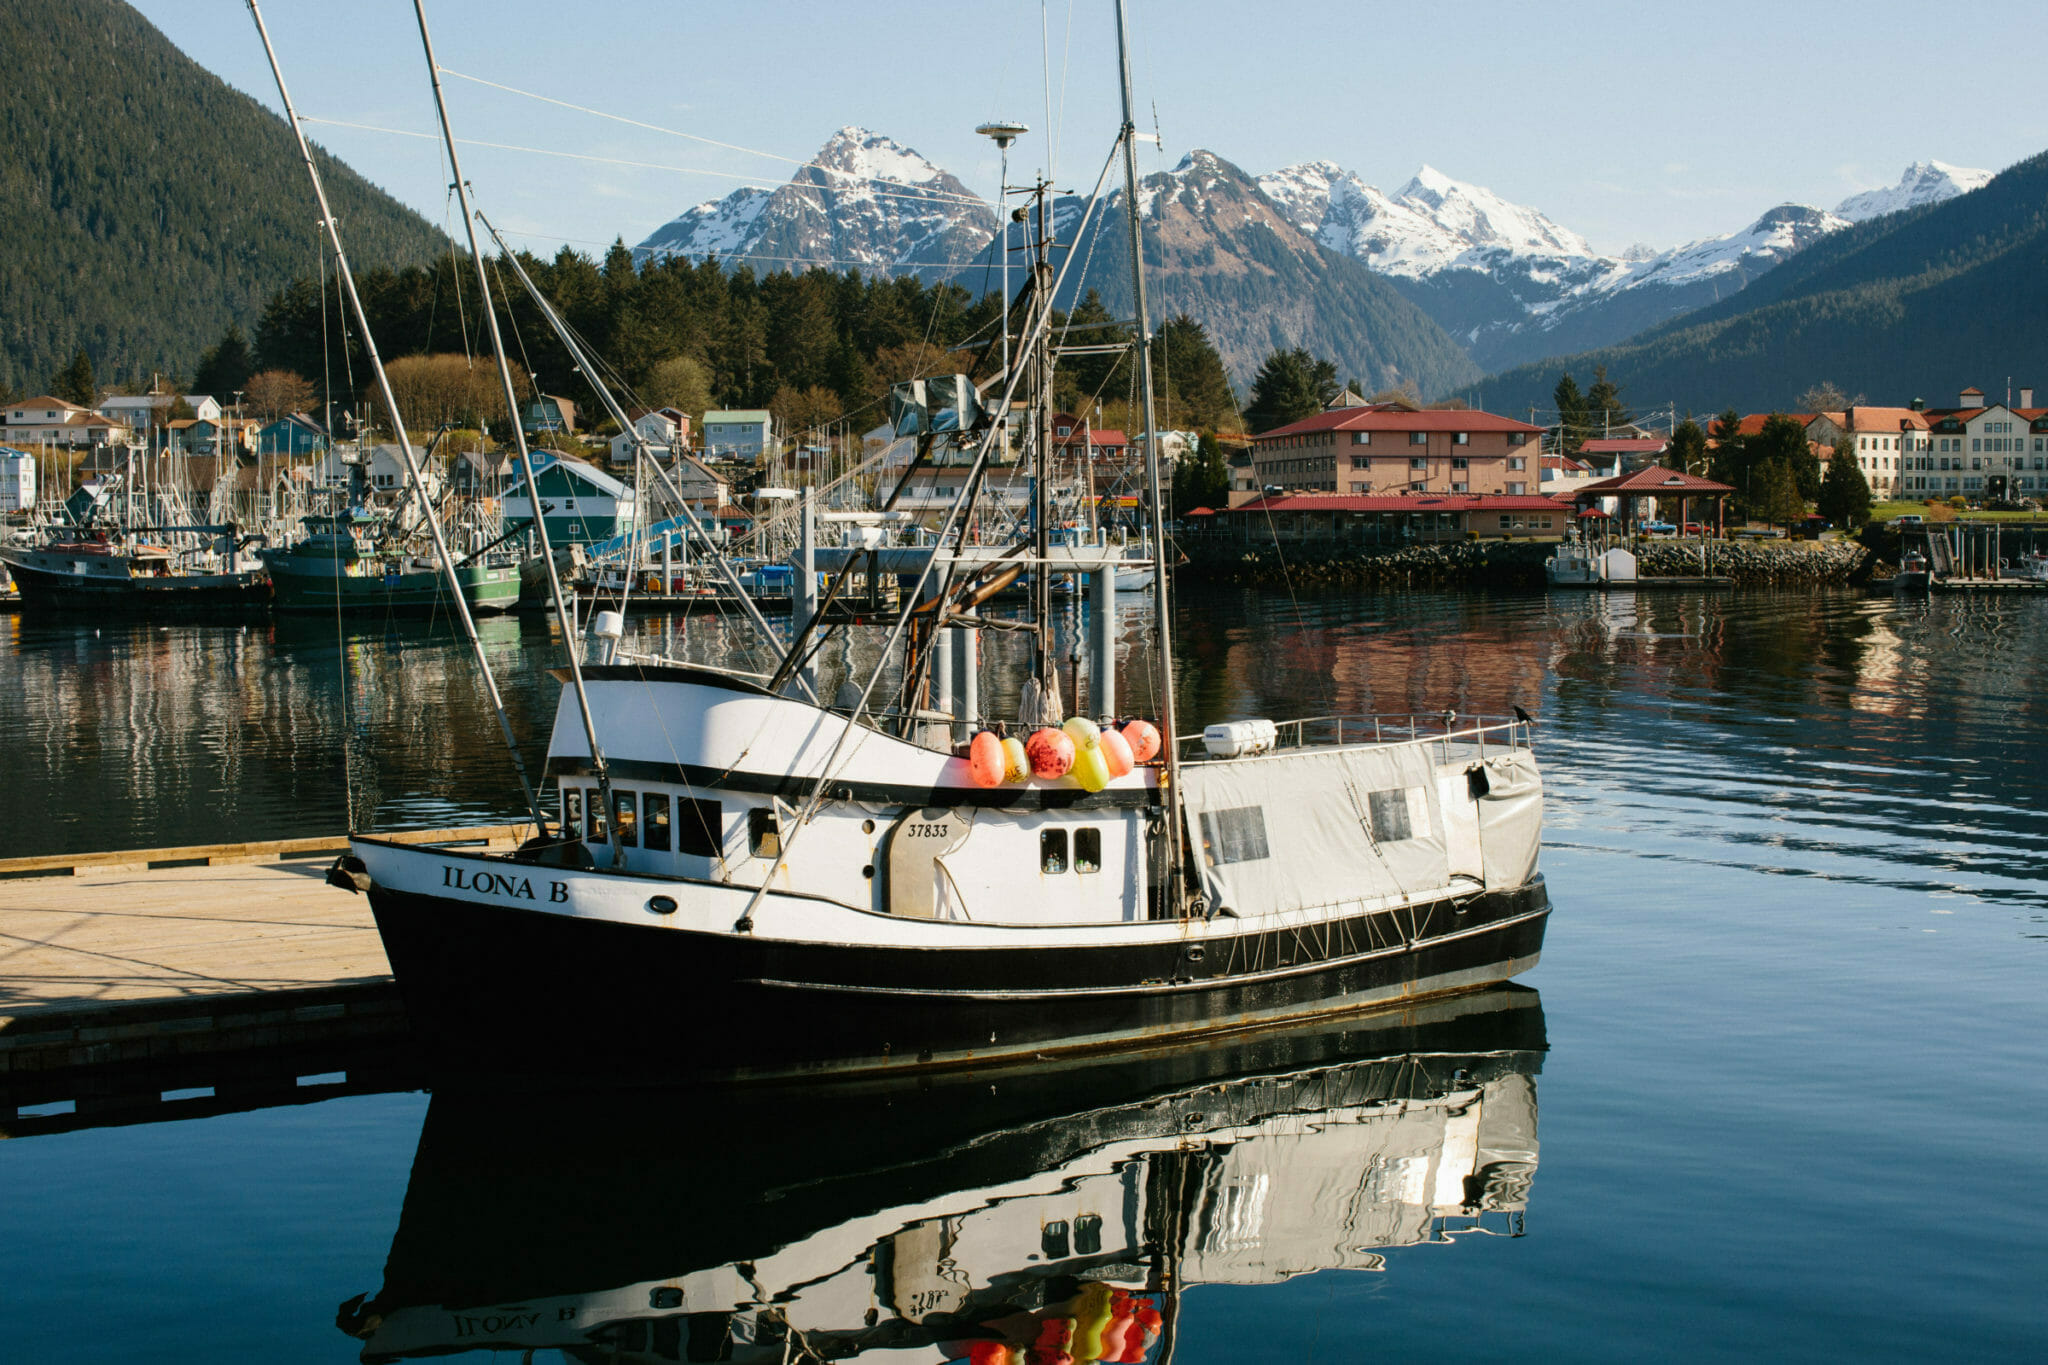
[1178,536,1875,589]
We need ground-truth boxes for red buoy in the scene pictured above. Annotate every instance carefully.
[1120,718,1161,763]
[967,731,1004,788]
[1025,728,1075,779]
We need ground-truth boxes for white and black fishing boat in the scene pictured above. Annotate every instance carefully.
[255,0,1550,1080]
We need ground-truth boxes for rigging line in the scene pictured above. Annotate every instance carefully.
[301,116,989,210]
[421,71,1000,210]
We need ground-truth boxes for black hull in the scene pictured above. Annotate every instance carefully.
[5,559,270,615]
[367,878,1549,1079]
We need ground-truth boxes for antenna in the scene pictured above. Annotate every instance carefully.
[977,121,1030,385]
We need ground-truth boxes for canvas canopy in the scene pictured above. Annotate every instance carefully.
[1178,742,1543,920]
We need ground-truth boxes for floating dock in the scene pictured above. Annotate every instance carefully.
[0,825,528,1131]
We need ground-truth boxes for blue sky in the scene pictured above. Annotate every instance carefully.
[147,1,2046,259]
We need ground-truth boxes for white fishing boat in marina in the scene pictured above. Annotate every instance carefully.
[251,0,1550,1079]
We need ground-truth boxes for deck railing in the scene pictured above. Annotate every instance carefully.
[1178,712,1532,764]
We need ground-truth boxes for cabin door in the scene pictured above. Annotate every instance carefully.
[882,809,974,919]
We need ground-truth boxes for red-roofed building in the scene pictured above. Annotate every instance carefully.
[1225,491,1569,543]
[1248,404,1542,498]
[1569,465,1735,533]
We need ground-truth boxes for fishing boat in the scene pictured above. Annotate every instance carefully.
[338,987,1545,1364]
[260,510,520,615]
[253,0,1549,1080]
[0,525,268,613]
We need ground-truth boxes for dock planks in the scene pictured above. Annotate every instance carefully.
[0,825,529,1079]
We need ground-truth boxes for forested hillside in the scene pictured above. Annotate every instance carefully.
[252,243,1243,439]
[0,0,445,395]
[1465,149,2048,414]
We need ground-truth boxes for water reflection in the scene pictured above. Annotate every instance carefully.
[342,987,1544,1363]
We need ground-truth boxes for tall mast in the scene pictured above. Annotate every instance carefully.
[1031,180,1056,694]
[410,0,620,861]
[1114,0,1185,910]
[244,0,545,834]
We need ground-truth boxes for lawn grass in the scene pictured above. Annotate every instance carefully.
[1870,500,2045,524]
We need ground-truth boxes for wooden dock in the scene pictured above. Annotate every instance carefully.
[0,825,529,1124]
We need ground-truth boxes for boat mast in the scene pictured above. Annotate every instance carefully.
[1114,0,1186,910]
[474,212,808,695]
[1030,181,1057,699]
[243,0,545,834]
[410,0,621,861]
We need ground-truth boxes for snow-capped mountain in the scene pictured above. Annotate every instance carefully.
[1834,160,1993,223]
[1259,159,1985,372]
[635,127,995,276]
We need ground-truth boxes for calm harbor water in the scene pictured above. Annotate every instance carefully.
[2,586,2045,1361]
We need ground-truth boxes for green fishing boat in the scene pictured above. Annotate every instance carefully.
[260,511,520,614]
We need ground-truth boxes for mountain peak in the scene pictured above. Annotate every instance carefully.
[1835,159,1991,222]
[809,126,948,187]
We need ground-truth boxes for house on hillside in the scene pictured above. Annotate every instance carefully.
[523,395,578,435]
[611,408,693,463]
[308,444,443,501]
[0,447,35,513]
[501,451,636,543]
[1248,403,1542,496]
[5,396,133,449]
[258,413,329,458]
[702,410,774,462]
[1576,436,1670,479]
[99,392,221,437]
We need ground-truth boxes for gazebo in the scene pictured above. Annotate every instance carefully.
[1572,464,1735,536]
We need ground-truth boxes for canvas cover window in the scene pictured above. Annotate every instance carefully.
[1200,806,1271,866]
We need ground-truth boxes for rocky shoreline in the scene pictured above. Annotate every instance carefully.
[1178,536,1875,588]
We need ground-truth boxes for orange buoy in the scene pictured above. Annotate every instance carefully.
[1000,735,1031,784]
[1098,726,1134,778]
[1062,717,1110,792]
[967,731,1003,788]
[1026,728,1075,779]
[1120,718,1161,763]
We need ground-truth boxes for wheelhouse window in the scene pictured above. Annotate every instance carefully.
[562,787,583,837]
[643,792,671,852]
[1074,828,1101,874]
[1040,829,1069,874]
[586,788,608,843]
[749,807,781,858]
[676,798,722,857]
[613,789,638,847]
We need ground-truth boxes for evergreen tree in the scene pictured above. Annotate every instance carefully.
[52,347,96,404]
[1152,314,1236,432]
[1817,437,1874,527]
[192,325,255,400]
[1583,364,1632,436]
[1670,417,1707,474]
[1552,371,1590,455]
[1755,459,1807,528]
[1754,413,1821,501]
[1245,348,1337,432]
[1172,432,1230,514]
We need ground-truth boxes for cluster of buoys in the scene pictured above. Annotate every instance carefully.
[953,1285,1161,1365]
[964,718,1165,790]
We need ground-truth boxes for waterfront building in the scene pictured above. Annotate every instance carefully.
[1831,407,1927,498]
[1247,405,1543,497]
[500,451,636,543]
[1222,491,1570,543]
[522,395,578,436]
[611,408,693,464]
[256,413,329,458]
[0,445,34,512]
[702,409,775,462]
[1912,386,2045,499]
[98,392,221,437]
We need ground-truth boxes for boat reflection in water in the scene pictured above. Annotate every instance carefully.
[341,986,1545,1363]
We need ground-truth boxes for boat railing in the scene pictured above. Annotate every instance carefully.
[1178,712,1533,764]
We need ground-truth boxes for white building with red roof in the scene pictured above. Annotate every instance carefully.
[1246,404,1542,499]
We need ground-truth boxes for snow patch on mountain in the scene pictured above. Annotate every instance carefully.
[1834,159,1992,223]
[636,126,993,273]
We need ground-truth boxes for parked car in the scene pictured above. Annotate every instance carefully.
[1793,515,1831,541]
[1888,514,1925,528]
[1640,521,1677,538]
[1682,521,1704,536]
